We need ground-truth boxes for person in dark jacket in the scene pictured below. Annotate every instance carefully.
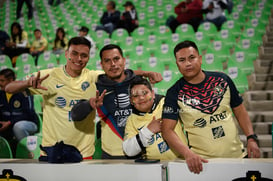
[0,68,38,153]
[118,1,139,34]
[71,44,162,159]
[95,1,121,34]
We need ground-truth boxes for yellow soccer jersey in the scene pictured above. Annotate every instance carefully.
[31,36,48,51]
[15,31,28,47]
[27,66,103,158]
[124,98,187,160]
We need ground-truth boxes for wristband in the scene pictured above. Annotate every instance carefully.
[247,134,259,145]
[136,134,145,152]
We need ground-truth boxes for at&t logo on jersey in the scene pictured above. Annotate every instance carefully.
[55,97,67,108]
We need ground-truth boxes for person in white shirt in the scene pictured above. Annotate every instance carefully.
[202,0,228,30]
[78,26,96,53]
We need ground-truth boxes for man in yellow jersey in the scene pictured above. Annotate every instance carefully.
[71,44,163,159]
[161,40,260,174]
[123,76,187,160]
[5,37,103,159]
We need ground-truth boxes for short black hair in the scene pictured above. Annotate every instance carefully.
[129,76,152,95]
[34,29,41,33]
[67,36,91,50]
[108,1,116,9]
[99,44,123,60]
[0,68,16,81]
[173,40,199,57]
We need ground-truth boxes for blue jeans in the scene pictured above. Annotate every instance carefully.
[13,121,38,141]
[96,23,114,34]
[205,15,227,30]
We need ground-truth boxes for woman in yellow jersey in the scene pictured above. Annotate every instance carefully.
[3,22,29,61]
[123,76,187,160]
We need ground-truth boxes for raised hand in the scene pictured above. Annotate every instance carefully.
[28,71,49,90]
[89,89,107,109]
[147,72,163,84]
[147,116,161,134]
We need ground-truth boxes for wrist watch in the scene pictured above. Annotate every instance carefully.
[247,134,259,145]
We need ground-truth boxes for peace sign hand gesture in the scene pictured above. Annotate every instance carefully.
[28,71,49,90]
[89,89,107,109]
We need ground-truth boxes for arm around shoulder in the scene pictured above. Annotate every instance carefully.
[71,100,93,121]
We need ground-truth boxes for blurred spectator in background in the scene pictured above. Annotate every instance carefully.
[29,29,48,65]
[202,0,228,30]
[118,1,138,34]
[78,26,96,52]
[166,0,203,32]
[96,1,121,34]
[0,30,10,55]
[16,0,33,20]
[3,22,29,62]
[48,0,61,6]
[52,27,68,56]
[0,68,38,156]
[226,0,233,14]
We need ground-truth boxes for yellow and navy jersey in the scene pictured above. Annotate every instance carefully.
[96,69,135,157]
[124,96,187,160]
[162,71,246,158]
[25,66,103,158]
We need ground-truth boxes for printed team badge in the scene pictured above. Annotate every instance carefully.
[13,100,21,108]
[81,81,90,91]
[214,85,224,96]
[0,169,27,181]
[212,126,225,139]
[158,141,169,153]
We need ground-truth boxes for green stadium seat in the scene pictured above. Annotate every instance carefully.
[110,28,130,45]
[119,36,135,55]
[15,53,36,70]
[197,22,218,41]
[58,52,67,66]
[153,25,172,43]
[92,30,110,50]
[175,23,195,39]
[215,28,236,50]
[37,51,58,70]
[16,135,42,159]
[226,67,249,94]
[207,40,230,63]
[195,31,211,53]
[235,39,259,62]
[240,27,263,46]
[154,62,181,96]
[0,136,13,158]
[201,52,224,72]
[0,55,13,70]
[221,20,243,39]
[33,94,43,117]
[143,34,158,53]
[16,64,37,80]
[227,50,254,76]
[131,26,150,44]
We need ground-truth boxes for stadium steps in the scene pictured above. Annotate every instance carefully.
[242,11,273,158]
